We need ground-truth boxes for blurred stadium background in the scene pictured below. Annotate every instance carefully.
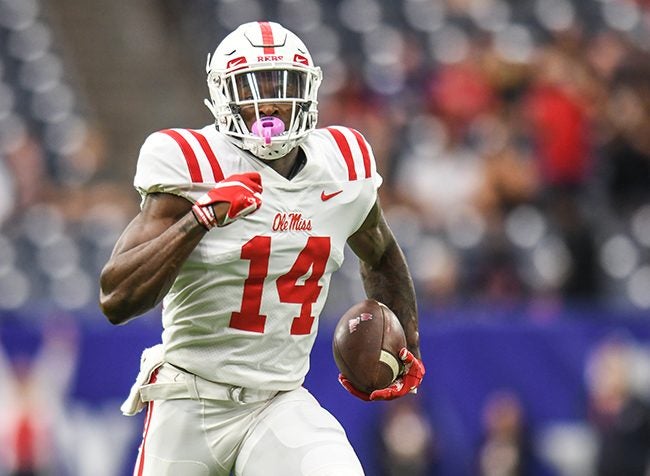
[1,0,650,474]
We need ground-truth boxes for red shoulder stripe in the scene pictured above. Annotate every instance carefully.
[187,130,224,182]
[160,129,203,182]
[350,128,371,179]
[326,127,357,181]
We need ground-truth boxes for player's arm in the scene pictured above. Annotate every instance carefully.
[99,193,206,325]
[347,200,420,358]
[99,171,263,325]
[346,200,425,400]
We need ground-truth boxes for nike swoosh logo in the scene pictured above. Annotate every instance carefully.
[321,190,343,201]
[226,56,246,68]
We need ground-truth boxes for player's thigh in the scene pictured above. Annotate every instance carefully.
[135,399,228,476]
[234,387,364,476]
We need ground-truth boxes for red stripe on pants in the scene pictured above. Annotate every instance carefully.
[136,368,159,476]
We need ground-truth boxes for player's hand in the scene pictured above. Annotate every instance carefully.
[338,374,372,401]
[192,172,262,229]
[369,348,425,401]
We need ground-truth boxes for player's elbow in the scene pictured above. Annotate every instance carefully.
[100,306,127,326]
[99,292,135,325]
[99,267,140,325]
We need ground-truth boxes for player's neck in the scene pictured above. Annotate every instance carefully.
[259,147,305,180]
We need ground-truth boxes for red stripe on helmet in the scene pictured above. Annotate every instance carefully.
[327,127,357,181]
[160,129,203,182]
[259,21,275,54]
[187,130,225,182]
[350,128,371,179]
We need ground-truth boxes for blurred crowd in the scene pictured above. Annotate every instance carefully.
[375,333,650,476]
[1,0,650,316]
[307,0,650,313]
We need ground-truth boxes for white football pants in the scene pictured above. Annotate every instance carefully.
[131,366,364,476]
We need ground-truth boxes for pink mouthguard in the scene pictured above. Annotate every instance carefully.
[251,117,285,145]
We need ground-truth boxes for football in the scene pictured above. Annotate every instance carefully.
[332,299,407,394]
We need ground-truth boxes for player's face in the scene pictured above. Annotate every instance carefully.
[231,70,306,129]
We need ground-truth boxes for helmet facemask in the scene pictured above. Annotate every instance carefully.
[206,61,322,160]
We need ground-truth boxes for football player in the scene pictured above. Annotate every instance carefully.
[99,21,424,476]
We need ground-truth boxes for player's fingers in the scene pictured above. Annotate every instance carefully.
[399,350,425,380]
[241,172,263,190]
[223,172,263,192]
[369,389,387,400]
[338,376,354,394]
[370,379,404,400]
[338,374,371,400]
[411,357,426,377]
[370,388,398,400]
[245,171,262,184]
[399,348,415,364]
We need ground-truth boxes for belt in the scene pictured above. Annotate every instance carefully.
[139,365,278,405]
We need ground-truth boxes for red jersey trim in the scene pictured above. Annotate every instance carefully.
[187,130,225,182]
[326,127,357,181]
[160,129,203,183]
[259,22,275,55]
[350,128,372,179]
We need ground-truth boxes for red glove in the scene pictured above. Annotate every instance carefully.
[338,374,372,401]
[192,172,262,229]
[370,348,425,400]
[338,348,425,401]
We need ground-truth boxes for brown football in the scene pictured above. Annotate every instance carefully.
[332,299,406,394]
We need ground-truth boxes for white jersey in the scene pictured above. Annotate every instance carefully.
[133,124,382,391]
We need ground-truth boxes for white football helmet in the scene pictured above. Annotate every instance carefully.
[205,21,322,160]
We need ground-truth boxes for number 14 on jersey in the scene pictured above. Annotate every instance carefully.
[229,235,331,335]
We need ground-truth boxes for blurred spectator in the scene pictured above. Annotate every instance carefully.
[393,113,488,232]
[4,134,49,209]
[0,319,79,476]
[427,42,496,142]
[0,157,16,226]
[0,132,49,226]
[521,37,602,300]
[524,43,595,191]
[585,336,650,476]
[597,49,650,214]
[378,397,436,476]
[477,390,537,476]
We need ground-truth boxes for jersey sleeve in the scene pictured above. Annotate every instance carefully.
[322,126,383,191]
[362,132,383,191]
[133,130,194,204]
